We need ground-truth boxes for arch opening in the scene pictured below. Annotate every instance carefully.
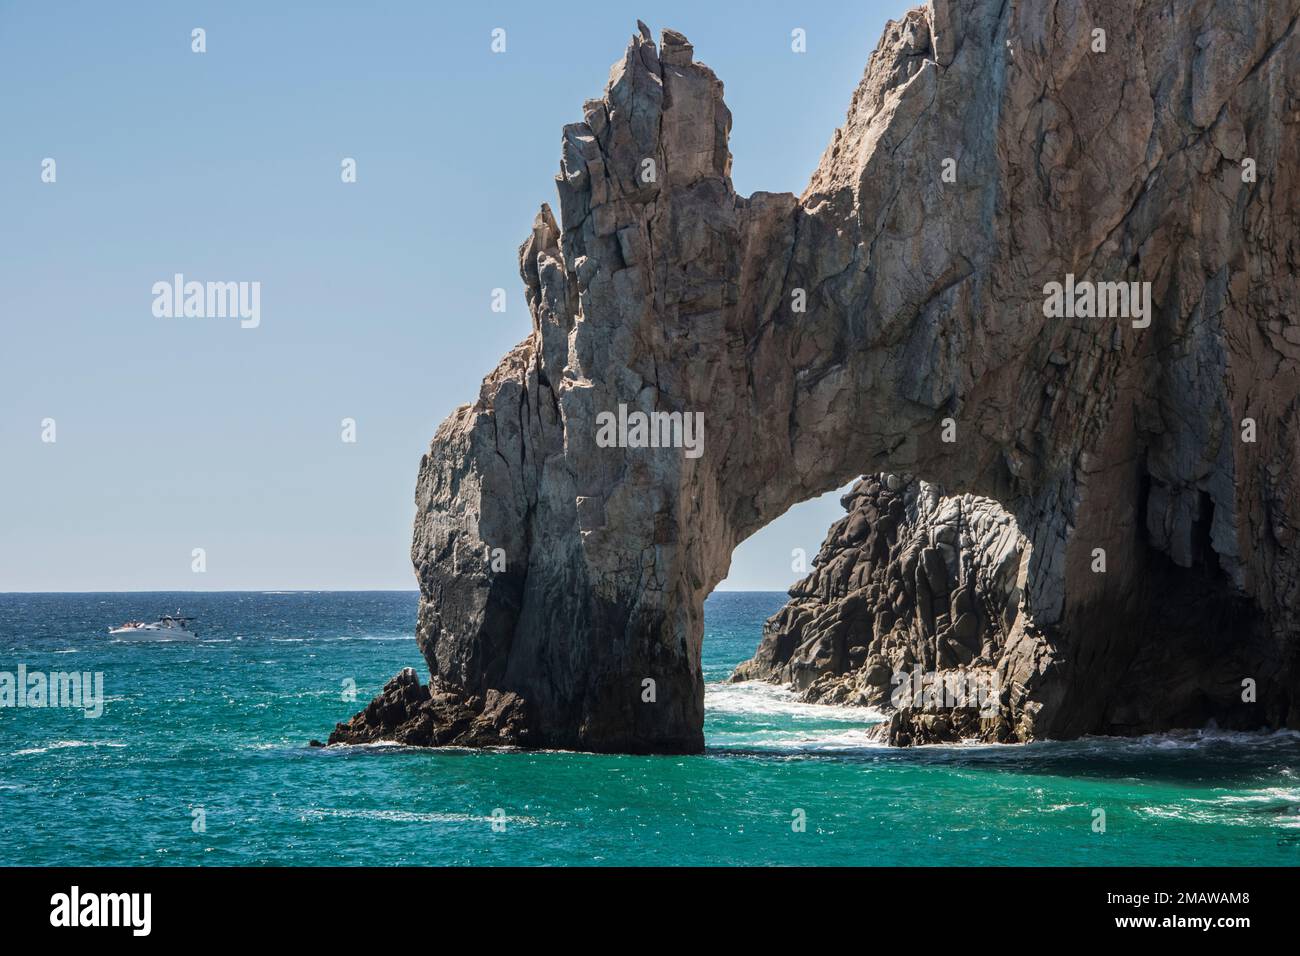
[720,473,1037,746]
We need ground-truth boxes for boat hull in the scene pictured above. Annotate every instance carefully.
[108,626,197,642]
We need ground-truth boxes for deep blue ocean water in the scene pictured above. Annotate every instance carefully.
[1,591,1298,866]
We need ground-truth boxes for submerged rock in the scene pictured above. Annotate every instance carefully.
[333,2,1300,752]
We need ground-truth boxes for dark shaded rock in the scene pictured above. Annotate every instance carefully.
[733,475,1035,742]
[328,668,532,748]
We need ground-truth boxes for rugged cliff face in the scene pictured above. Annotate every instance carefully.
[330,1,1300,752]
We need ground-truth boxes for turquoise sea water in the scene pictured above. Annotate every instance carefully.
[1,591,1297,866]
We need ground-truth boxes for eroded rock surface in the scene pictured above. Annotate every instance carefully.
[732,474,1041,744]
[331,2,1300,752]
[327,668,531,748]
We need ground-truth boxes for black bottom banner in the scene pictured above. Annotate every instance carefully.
[0,866,1290,941]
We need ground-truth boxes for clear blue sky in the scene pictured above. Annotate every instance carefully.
[0,0,911,591]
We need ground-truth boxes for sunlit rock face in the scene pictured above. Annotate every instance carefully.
[331,1,1300,752]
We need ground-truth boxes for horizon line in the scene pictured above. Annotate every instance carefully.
[0,587,789,595]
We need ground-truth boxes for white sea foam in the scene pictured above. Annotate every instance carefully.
[1207,787,1300,805]
[300,807,542,826]
[1068,727,1300,754]
[11,739,126,756]
[705,680,889,752]
[706,679,885,723]
[705,682,1300,758]
[1186,787,1300,828]
[320,738,530,756]
[318,739,401,750]
[736,727,886,751]
[1136,805,1228,824]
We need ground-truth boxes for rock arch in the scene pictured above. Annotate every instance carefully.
[332,2,1300,753]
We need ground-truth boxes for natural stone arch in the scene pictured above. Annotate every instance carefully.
[331,2,1300,753]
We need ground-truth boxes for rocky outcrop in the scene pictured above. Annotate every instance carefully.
[326,668,531,748]
[332,2,1300,752]
[732,474,1039,744]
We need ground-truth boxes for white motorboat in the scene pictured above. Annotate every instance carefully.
[108,614,198,641]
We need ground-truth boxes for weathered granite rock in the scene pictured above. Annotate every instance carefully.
[334,2,1300,752]
[732,474,1037,743]
[327,668,531,748]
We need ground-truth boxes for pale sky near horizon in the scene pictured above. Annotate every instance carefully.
[0,0,912,592]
